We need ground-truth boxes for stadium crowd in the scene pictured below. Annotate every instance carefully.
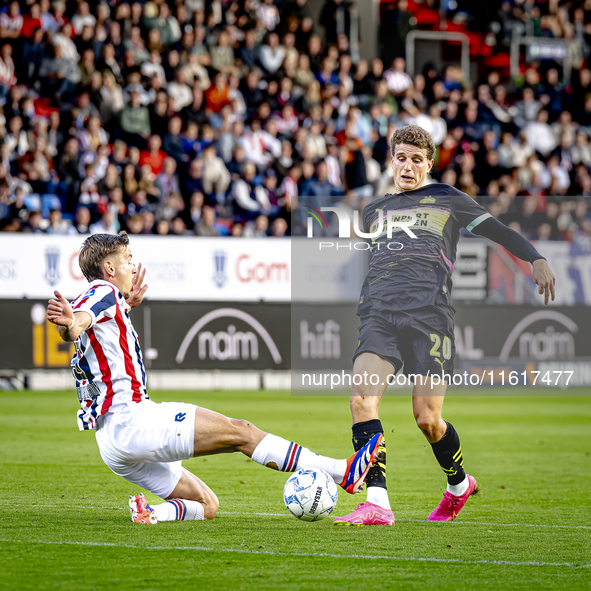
[0,0,589,243]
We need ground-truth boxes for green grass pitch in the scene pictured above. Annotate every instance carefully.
[1,389,590,590]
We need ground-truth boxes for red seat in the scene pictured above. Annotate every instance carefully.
[471,41,493,57]
[484,53,511,68]
[442,21,465,33]
[414,8,440,26]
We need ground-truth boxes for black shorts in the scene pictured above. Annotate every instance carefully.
[353,306,455,377]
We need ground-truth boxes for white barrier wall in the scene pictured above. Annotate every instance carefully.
[0,235,291,301]
[1,234,590,304]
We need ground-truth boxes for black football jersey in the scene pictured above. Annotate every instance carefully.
[357,183,491,316]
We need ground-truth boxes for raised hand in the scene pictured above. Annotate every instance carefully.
[47,290,75,327]
[126,262,148,309]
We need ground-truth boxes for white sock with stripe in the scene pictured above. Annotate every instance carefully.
[152,499,205,521]
[251,434,346,482]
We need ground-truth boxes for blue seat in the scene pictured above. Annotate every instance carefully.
[23,193,42,213]
[41,194,62,218]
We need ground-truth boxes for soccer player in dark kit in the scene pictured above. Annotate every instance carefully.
[333,125,556,525]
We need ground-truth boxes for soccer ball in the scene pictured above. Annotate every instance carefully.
[283,469,338,522]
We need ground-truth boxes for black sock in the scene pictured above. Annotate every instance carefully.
[352,419,386,489]
[429,421,466,486]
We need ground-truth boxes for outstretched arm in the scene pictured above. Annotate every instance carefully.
[471,217,556,305]
[46,290,92,341]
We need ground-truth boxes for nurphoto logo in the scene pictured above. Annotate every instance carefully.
[303,206,419,250]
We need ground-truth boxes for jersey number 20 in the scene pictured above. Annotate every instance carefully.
[429,334,452,360]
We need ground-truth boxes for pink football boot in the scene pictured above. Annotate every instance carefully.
[428,474,478,521]
[333,502,395,526]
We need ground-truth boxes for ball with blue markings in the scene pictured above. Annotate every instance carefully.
[283,469,338,522]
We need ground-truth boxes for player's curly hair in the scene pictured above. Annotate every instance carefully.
[390,125,436,161]
[79,232,130,282]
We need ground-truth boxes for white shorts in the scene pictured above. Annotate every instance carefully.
[95,400,197,499]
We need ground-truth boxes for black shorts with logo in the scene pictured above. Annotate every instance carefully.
[353,306,455,377]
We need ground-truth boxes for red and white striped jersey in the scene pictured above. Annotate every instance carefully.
[70,280,148,431]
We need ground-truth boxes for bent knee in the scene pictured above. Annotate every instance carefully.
[203,490,219,520]
[415,413,439,434]
[229,418,259,446]
[230,418,255,429]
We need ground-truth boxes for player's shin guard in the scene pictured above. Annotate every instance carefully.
[429,421,466,486]
[352,419,389,509]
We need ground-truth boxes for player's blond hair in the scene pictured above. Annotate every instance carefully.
[390,125,436,160]
[79,232,130,282]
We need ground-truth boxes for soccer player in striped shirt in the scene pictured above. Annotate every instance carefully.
[47,232,381,524]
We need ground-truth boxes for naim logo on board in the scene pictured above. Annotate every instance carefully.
[175,308,282,364]
[500,311,577,361]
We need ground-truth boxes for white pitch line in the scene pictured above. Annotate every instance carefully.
[222,513,591,530]
[398,519,591,531]
[0,538,588,569]
[3,504,591,530]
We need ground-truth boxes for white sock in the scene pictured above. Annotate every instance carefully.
[251,434,346,483]
[153,499,205,521]
[447,477,469,496]
[366,486,391,510]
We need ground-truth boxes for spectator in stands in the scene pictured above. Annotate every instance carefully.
[210,30,236,76]
[162,117,187,164]
[181,158,204,202]
[23,210,44,233]
[301,160,341,200]
[241,29,260,70]
[187,191,205,229]
[244,214,270,237]
[90,209,117,235]
[39,43,80,101]
[139,135,167,175]
[168,70,193,112]
[72,206,91,234]
[201,145,231,202]
[205,72,232,113]
[232,162,272,219]
[259,32,285,76]
[195,205,220,236]
[0,0,588,242]
[271,217,289,237]
[384,58,413,97]
[155,158,180,200]
[121,90,150,147]
[525,110,557,157]
[0,2,23,40]
[45,208,70,234]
